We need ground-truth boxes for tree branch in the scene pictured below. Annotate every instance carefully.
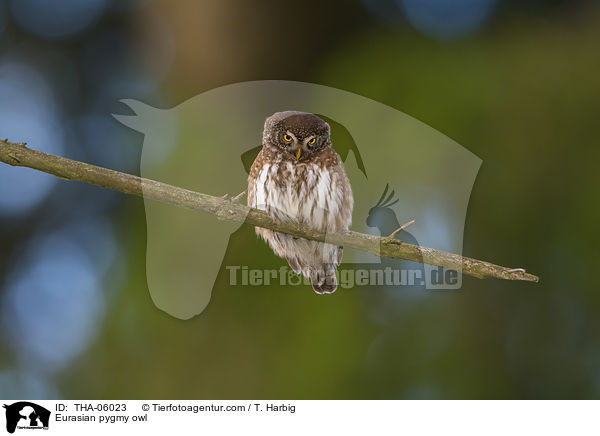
[0,140,539,283]
[385,219,416,241]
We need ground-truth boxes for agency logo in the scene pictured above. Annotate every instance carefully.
[3,402,50,434]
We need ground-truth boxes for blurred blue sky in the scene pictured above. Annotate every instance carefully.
[0,61,64,215]
[11,0,109,39]
[364,0,497,39]
[1,217,118,374]
[400,0,497,39]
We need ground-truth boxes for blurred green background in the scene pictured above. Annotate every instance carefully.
[1,0,599,399]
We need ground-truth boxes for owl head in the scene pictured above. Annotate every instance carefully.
[263,111,331,160]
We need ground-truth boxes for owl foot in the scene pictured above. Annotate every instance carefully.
[310,267,338,294]
[311,280,337,294]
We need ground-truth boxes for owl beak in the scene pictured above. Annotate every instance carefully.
[295,148,302,159]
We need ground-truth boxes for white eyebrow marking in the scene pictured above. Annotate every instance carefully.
[285,131,298,142]
[303,135,316,145]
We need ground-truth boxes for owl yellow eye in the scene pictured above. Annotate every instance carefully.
[308,138,316,145]
[283,134,293,142]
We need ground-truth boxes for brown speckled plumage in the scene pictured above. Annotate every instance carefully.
[248,111,354,294]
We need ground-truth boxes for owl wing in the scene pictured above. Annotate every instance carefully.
[247,148,265,208]
[328,158,347,265]
[326,149,354,231]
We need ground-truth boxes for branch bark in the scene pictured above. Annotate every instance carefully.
[0,140,539,283]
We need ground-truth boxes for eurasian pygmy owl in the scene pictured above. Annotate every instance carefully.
[248,111,354,294]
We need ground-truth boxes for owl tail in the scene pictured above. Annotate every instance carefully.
[310,265,338,294]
